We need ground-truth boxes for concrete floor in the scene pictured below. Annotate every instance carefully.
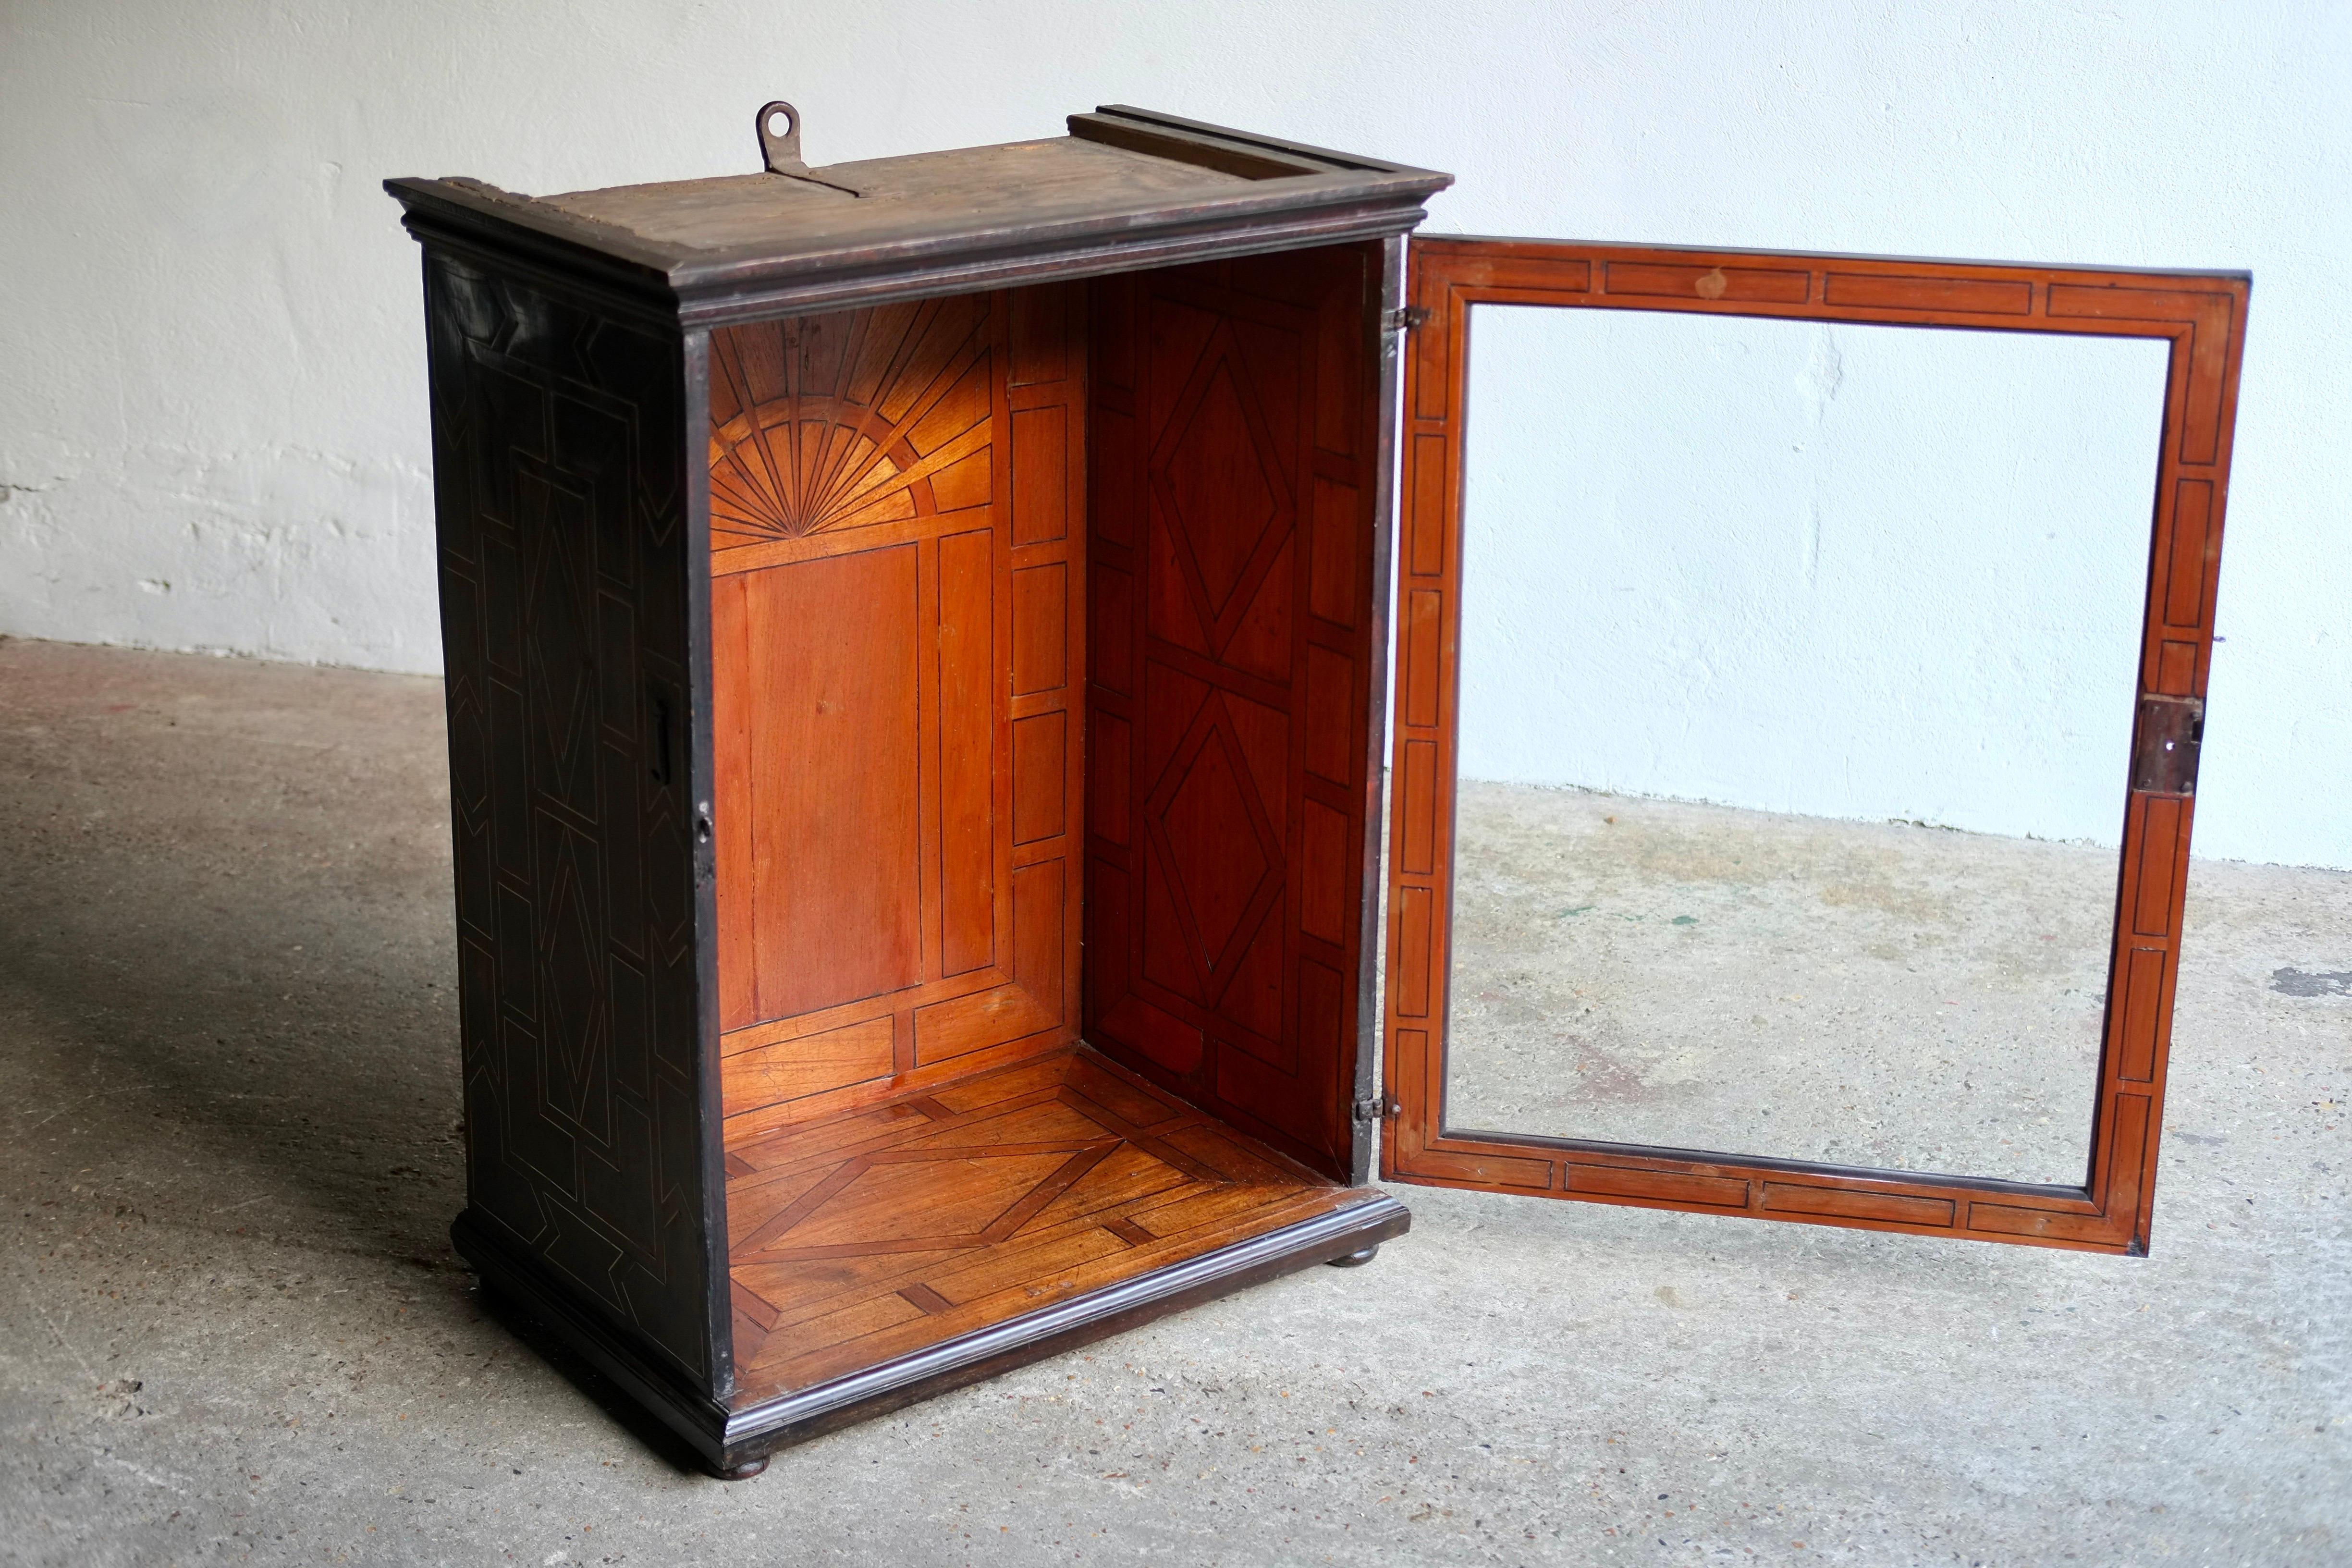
[1,636,2346,1567]
[1446,780,2122,1186]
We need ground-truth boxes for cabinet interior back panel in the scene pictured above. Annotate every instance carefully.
[710,287,1087,1142]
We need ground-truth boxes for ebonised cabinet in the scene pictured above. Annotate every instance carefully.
[388,101,2246,1477]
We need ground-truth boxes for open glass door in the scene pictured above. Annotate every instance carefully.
[1381,237,2248,1252]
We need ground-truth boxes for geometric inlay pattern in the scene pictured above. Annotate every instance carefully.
[722,1046,1366,1406]
[707,282,1088,1120]
[1145,698,1286,1001]
[709,296,993,545]
[1149,325,1295,653]
[420,250,712,1380]
[1082,249,1381,1184]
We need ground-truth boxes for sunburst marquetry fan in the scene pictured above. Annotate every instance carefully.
[708,296,996,546]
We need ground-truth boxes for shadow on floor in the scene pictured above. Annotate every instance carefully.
[0,637,467,1273]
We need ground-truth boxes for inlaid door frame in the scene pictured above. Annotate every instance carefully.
[1382,237,2249,1254]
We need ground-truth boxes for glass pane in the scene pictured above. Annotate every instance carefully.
[1442,305,2168,1187]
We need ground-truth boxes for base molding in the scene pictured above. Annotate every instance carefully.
[453,1195,1409,1476]
[450,1208,733,1464]
[717,1194,1410,1469]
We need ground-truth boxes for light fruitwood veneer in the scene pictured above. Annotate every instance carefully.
[710,285,1088,1139]
[722,1044,1372,1407]
[1384,238,2250,1254]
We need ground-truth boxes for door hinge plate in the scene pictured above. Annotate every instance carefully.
[1352,1092,1403,1123]
[1384,305,1430,335]
[2131,695,2204,795]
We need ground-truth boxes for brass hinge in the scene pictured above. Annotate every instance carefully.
[2131,695,2204,795]
[1384,305,1430,335]
[1352,1092,1403,1123]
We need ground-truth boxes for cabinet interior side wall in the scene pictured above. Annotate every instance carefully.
[706,285,1088,1146]
[1082,244,1384,1182]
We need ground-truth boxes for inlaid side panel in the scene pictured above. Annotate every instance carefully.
[421,252,715,1382]
[710,288,1086,1141]
[1085,246,1382,1181]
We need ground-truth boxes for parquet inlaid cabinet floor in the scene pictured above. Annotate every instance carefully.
[723,1045,1364,1406]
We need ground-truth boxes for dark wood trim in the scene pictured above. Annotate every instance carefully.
[1347,234,1409,1186]
[1067,114,1331,180]
[392,207,688,333]
[681,325,735,1397]
[457,1195,1406,1476]
[668,195,1438,329]
[394,175,1439,333]
[388,178,685,306]
[453,1206,735,1464]
[1383,238,2251,1256]
[384,108,1452,333]
[714,1195,1409,1470]
[1090,105,1431,174]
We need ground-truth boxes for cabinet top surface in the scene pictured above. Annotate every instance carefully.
[385,106,1451,318]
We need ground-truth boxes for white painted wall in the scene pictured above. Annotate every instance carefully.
[1459,310,2169,847]
[2,1,2344,866]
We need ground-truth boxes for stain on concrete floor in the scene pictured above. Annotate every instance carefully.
[2275,968,2352,999]
[1,637,2346,1566]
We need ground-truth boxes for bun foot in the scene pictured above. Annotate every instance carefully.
[713,1457,769,1481]
[1325,1244,1381,1268]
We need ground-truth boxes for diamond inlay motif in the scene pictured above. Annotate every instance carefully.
[1144,700,1286,999]
[1161,362,1278,615]
[1148,322,1295,652]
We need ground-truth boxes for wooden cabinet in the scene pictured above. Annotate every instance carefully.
[388,102,2246,1477]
